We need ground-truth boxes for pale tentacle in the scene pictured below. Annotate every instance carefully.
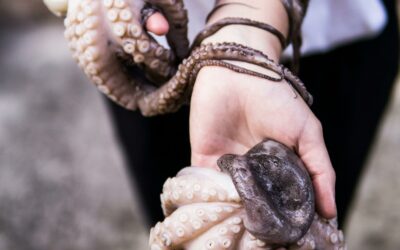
[290,215,346,250]
[43,0,68,16]
[161,167,240,216]
[183,213,246,250]
[65,0,148,110]
[149,202,242,250]
[238,231,272,250]
[100,0,178,81]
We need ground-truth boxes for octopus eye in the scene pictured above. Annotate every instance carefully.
[266,156,280,167]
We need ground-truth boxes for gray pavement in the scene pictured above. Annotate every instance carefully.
[0,7,399,250]
[0,22,148,250]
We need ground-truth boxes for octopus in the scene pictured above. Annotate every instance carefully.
[150,139,347,250]
[43,0,312,116]
[43,1,346,249]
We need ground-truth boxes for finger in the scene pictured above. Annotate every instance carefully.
[297,118,337,219]
[145,12,169,35]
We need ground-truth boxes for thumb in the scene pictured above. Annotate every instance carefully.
[297,118,337,219]
[145,12,169,36]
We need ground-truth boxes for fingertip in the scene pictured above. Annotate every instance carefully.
[313,174,337,219]
[297,120,337,219]
[146,12,169,35]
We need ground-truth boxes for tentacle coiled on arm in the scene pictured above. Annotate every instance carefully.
[280,0,310,72]
[44,0,313,116]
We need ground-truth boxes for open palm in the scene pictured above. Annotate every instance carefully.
[190,66,337,219]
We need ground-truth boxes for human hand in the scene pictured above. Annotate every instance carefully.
[189,65,337,219]
[145,5,337,220]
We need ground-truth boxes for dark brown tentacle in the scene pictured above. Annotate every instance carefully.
[205,2,258,23]
[137,42,287,116]
[280,0,310,73]
[146,0,190,60]
[282,67,313,106]
[191,17,287,51]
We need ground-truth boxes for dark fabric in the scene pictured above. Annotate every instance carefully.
[105,102,191,225]
[298,0,399,226]
[105,0,398,227]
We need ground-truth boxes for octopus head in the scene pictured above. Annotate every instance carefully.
[217,139,315,246]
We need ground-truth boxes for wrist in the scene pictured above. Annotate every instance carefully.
[202,0,288,62]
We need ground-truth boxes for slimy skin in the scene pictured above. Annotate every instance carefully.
[44,0,313,116]
[217,140,315,246]
[150,140,346,250]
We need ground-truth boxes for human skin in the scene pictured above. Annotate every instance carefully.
[146,0,337,220]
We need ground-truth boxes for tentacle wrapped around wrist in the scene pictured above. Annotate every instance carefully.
[44,0,313,115]
[150,139,346,250]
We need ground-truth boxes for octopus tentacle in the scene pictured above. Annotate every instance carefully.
[43,0,68,16]
[150,202,242,249]
[280,0,310,72]
[183,213,246,250]
[101,0,176,81]
[147,0,190,60]
[238,231,272,250]
[161,170,241,216]
[65,0,148,110]
[137,42,289,116]
[191,17,287,51]
[290,214,346,250]
[46,0,314,116]
[188,59,283,85]
[282,67,313,106]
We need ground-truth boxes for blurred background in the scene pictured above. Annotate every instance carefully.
[0,1,399,249]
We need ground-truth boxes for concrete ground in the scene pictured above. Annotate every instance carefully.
[0,4,399,250]
[0,21,149,249]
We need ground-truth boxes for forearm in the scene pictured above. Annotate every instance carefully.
[203,0,289,61]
